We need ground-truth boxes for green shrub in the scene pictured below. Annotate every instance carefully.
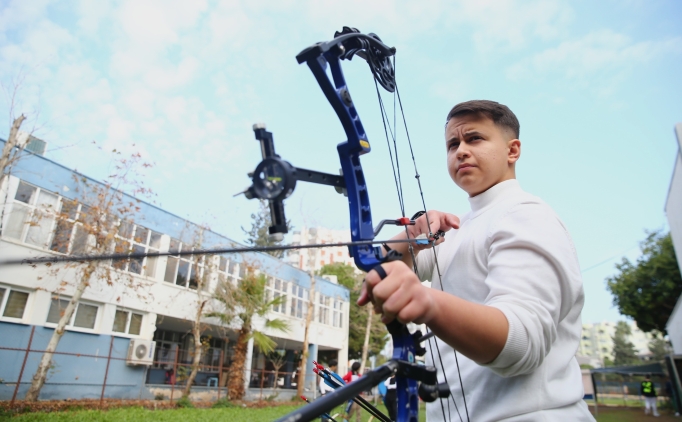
[211,398,236,408]
[154,393,165,401]
[175,396,194,408]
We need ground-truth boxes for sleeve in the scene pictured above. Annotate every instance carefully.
[479,203,583,377]
[342,371,352,383]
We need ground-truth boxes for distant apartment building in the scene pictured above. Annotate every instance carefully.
[0,139,349,401]
[287,226,359,273]
[579,321,654,365]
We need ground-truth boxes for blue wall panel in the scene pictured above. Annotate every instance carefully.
[0,322,151,400]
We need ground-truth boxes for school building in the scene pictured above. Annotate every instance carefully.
[0,138,350,401]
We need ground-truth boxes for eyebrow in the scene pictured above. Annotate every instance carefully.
[446,130,485,144]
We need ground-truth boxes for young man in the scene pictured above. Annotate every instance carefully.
[319,360,339,396]
[641,374,660,417]
[360,100,594,420]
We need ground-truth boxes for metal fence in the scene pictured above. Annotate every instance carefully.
[1,326,305,406]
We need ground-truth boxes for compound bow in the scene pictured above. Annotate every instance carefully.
[240,27,469,422]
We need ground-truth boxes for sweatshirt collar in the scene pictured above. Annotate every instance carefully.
[468,179,522,214]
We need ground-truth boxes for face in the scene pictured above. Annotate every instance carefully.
[445,114,520,197]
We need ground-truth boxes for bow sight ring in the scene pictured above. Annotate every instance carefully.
[250,157,296,202]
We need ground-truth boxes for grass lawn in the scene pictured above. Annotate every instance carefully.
[3,402,426,422]
[592,406,680,422]
[4,401,678,421]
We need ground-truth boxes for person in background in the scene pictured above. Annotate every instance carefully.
[342,362,362,422]
[319,360,339,396]
[641,374,660,417]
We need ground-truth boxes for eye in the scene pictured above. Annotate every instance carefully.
[447,142,459,150]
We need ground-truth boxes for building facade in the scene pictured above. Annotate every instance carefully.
[288,226,359,273]
[0,143,350,401]
[579,321,655,365]
[666,123,682,354]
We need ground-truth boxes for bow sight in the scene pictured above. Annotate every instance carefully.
[239,27,400,273]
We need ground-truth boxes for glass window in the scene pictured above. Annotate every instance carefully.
[15,182,36,204]
[129,313,142,335]
[112,310,128,332]
[73,303,97,329]
[46,298,70,324]
[1,289,29,319]
[112,309,143,335]
[5,203,29,239]
[46,297,98,330]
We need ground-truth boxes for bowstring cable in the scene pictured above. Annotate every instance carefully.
[371,58,461,422]
[394,75,470,421]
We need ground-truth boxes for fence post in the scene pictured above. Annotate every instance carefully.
[11,325,36,405]
[217,349,223,401]
[100,336,115,408]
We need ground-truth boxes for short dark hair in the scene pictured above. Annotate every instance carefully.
[329,359,338,368]
[446,100,520,139]
[351,361,361,373]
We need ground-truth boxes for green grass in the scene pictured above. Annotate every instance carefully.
[1,402,427,422]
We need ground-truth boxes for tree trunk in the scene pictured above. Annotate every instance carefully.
[0,115,26,184]
[183,300,207,398]
[359,306,373,375]
[25,263,96,401]
[227,318,251,400]
[297,271,316,397]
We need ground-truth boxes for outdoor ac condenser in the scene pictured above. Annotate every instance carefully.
[126,339,156,366]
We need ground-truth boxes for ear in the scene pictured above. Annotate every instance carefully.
[507,139,521,164]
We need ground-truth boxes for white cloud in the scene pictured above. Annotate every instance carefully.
[506,30,682,83]
[451,0,574,53]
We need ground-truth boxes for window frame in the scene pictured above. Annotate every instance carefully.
[112,221,162,279]
[112,307,144,336]
[0,285,31,322]
[3,180,60,249]
[163,239,206,290]
[45,296,101,332]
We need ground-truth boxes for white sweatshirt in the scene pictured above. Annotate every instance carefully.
[416,180,594,421]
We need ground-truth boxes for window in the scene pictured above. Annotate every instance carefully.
[4,181,59,249]
[46,296,99,329]
[164,239,205,289]
[0,287,29,319]
[49,199,91,255]
[218,256,237,285]
[112,308,143,335]
[266,277,288,314]
[333,298,344,328]
[290,285,309,319]
[112,221,161,278]
[318,294,331,325]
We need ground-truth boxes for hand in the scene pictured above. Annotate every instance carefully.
[406,211,459,251]
[358,260,437,325]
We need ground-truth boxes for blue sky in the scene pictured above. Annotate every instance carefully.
[1,0,681,325]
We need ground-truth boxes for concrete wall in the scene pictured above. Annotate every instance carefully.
[0,322,150,400]
[666,123,682,353]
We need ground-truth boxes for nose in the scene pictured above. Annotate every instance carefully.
[456,142,470,160]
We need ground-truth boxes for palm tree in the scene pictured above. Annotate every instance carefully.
[211,266,290,400]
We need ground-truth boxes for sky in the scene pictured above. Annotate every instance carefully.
[1,0,681,325]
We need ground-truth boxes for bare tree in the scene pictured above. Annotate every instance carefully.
[182,227,212,398]
[297,270,316,397]
[24,151,153,401]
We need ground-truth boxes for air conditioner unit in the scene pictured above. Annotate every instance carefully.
[127,339,156,366]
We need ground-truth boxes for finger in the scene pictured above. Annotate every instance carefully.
[379,283,411,324]
[444,213,460,230]
[357,281,371,306]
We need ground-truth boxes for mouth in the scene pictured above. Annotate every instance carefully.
[457,164,475,173]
